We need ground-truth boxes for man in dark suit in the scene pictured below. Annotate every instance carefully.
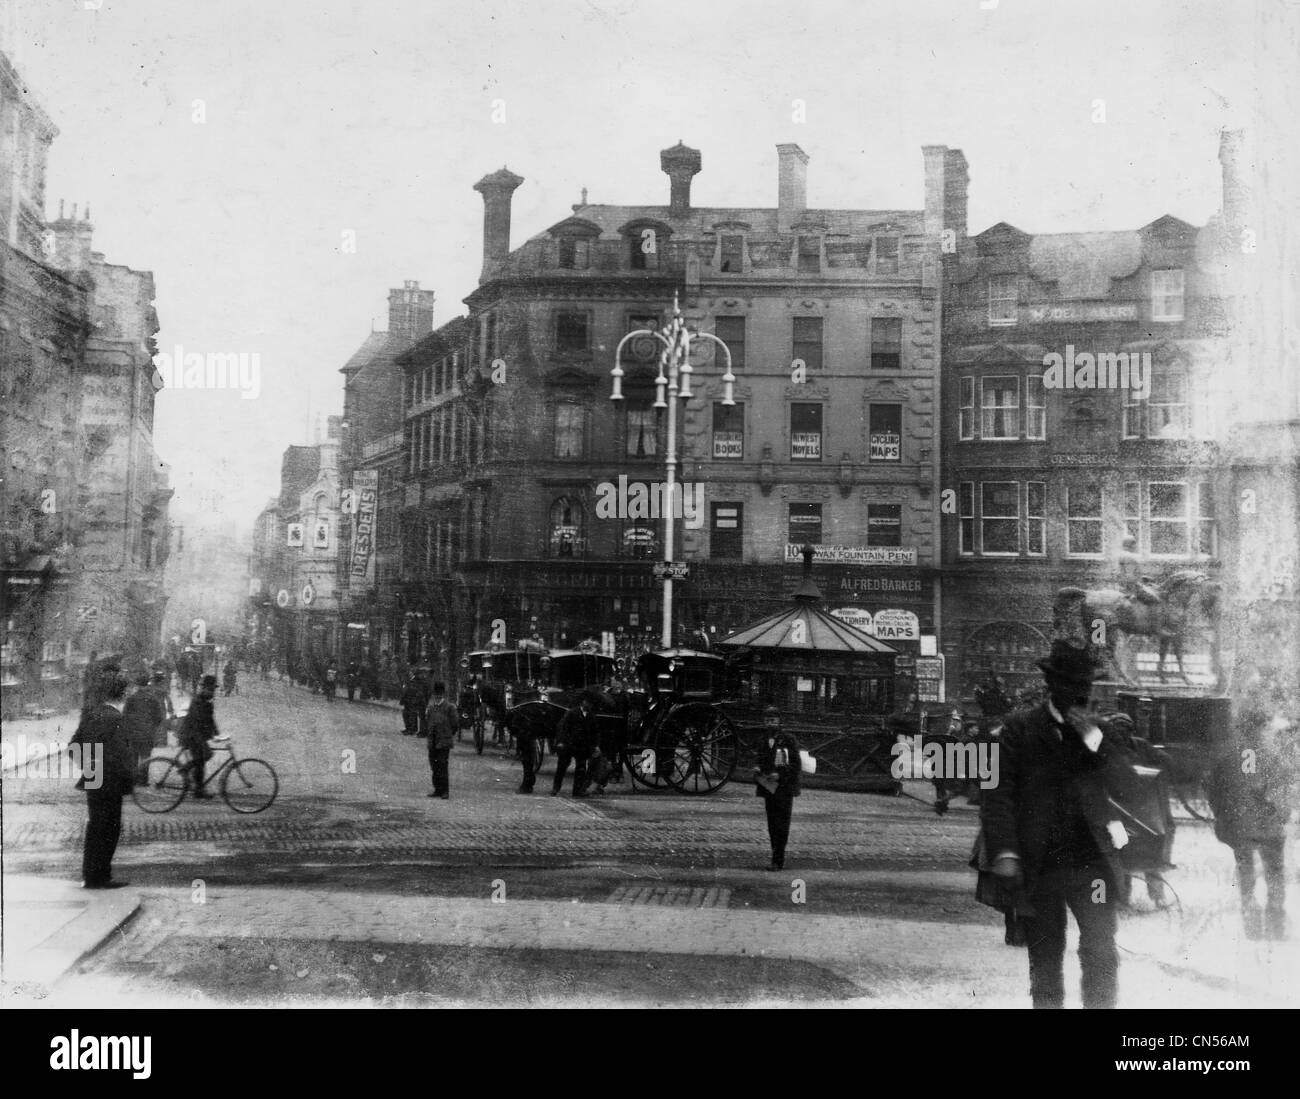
[122,672,168,780]
[1206,707,1296,940]
[178,674,220,798]
[754,705,802,871]
[70,664,136,889]
[552,694,600,798]
[980,640,1127,1009]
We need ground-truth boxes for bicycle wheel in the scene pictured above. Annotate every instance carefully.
[532,738,545,772]
[221,757,278,814]
[134,756,187,813]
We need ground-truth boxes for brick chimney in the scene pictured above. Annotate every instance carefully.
[660,141,701,217]
[388,280,435,346]
[922,145,969,241]
[776,143,809,232]
[473,167,524,281]
[1219,129,1252,235]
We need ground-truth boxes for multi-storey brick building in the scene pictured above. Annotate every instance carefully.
[395,142,965,685]
[48,209,173,663]
[247,422,343,673]
[336,281,434,665]
[939,179,1232,701]
[1,47,170,713]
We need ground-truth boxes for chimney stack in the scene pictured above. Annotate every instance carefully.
[388,280,435,347]
[46,200,95,271]
[1219,129,1252,235]
[660,141,701,217]
[923,145,969,242]
[473,167,524,281]
[776,144,809,232]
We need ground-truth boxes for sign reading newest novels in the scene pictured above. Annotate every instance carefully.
[784,544,916,566]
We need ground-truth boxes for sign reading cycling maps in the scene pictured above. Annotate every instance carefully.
[785,544,916,566]
[349,470,379,581]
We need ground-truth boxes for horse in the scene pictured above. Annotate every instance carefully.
[1053,569,1222,685]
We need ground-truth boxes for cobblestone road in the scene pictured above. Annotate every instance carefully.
[5,678,1296,1007]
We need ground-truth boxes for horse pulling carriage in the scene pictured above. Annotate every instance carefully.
[1114,690,1229,822]
[1052,568,1229,822]
[493,646,742,794]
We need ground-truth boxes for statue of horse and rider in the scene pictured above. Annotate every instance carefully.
[1053,567,1222,686]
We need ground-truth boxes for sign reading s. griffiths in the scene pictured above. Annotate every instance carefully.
[785,544,916,566]
[349,470,379,582]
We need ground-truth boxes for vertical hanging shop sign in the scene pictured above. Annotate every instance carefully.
[349,470,379,582]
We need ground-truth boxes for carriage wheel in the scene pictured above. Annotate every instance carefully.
[624,709,676,791]
[659,703,738,795]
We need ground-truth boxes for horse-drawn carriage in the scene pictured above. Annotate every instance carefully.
[496,646,742,794]
[1115,690,1230,821]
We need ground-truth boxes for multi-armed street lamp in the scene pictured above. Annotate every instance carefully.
[610,292,735,649]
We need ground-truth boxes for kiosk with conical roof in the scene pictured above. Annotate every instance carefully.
[717,546,900,791]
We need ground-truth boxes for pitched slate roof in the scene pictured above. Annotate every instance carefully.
[531,203,923,243]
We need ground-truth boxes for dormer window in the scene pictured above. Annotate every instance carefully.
[558,237,589,269]
[1151,269,1185,322]
[620,219,672,273]
[797,235,821,273]
[719,234,744,272]
[988,275,1018,326]
[630,232,657,270]
[875,235,899,275]
[547,217,601,271]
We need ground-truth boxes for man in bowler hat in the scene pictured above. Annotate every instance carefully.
[70,663,136,888]
[980,640,1127,1008]
[754,705,802,871]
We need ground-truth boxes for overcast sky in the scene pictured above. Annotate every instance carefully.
[6,0,1279,531]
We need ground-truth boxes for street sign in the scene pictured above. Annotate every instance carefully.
[915,655,945,703]
[652,561,690,582]
[76,605,99,622]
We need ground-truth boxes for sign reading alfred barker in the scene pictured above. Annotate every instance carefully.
[785,544,916,566]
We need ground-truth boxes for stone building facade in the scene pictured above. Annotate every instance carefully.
[939,196,1232,702]
[1,47,170,713]
[391,142,963,684]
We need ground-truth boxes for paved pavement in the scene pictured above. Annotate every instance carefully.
[3,678,1297,1007]
[17,874,1299,1008]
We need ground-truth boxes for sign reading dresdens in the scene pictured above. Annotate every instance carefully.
[350,470,379,581]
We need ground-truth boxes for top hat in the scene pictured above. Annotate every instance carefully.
[1036,640,1100,683]
[200,674,219,690]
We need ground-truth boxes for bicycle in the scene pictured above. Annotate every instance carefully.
[133,737,279,814]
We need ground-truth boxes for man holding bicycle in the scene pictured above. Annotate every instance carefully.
[178,674,220,799]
